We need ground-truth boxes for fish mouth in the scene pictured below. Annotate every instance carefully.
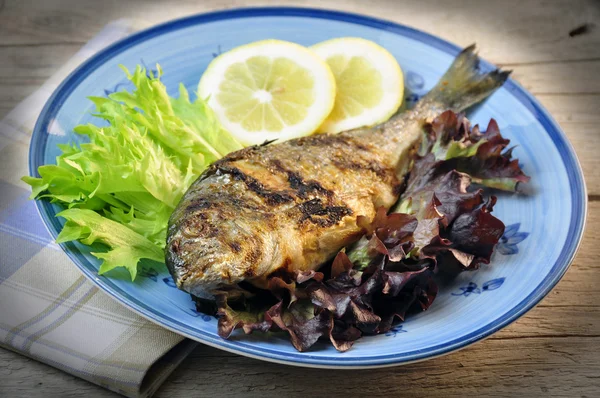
[165,226,250,299]
[168,255,250,301]
[166,250,221,299]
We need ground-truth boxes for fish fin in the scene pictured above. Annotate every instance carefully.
[422,44,511,112]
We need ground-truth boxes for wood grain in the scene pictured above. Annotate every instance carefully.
[0,0,599,397]
[1,0,599,64]
[2,337,600,397]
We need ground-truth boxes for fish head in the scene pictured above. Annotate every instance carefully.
[165,197,271,299]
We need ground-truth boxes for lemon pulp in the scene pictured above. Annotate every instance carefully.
[311,37,404,133]
[198,40,336,145]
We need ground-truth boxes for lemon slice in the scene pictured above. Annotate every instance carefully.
[198,40,336,146]
[311,37,404,134]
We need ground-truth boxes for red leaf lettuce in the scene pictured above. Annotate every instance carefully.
[201,111,529,352]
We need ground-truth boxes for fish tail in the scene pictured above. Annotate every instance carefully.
[421,44,510,112]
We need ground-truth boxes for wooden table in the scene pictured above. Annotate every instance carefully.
[1,0,599,396]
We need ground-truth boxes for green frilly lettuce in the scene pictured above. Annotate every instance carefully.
[23,65,242,280]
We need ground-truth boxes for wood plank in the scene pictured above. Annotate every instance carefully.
[536,94,600,125]
[532,95,600,196]
[1,336,599,397]
[0,43,81,119]
[151,337,600,397]
[0,0,107,47]
[493,305,600,338]
[0,84,46,118]
[540,266,600,308]
[511,61,600,95]
[1,0,599,65]
[0,106,13,118]
[0,44,80,79]
[554,122,599,197]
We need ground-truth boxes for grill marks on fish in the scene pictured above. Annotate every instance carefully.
[331,157,388,179]
[222,165,295,206]
[290,131,372,151]
[241,240,262,279]
[203,133,393,230]
[167,132,399,289]
[167,125,404,293]
[184,197,215,212]
[270,159,334,199]
[298,198,353,227]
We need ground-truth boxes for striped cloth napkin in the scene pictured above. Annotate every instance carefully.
[0,19,198,398]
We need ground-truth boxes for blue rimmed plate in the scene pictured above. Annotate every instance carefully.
[29,7,587,368]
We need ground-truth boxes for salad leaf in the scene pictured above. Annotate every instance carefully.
[56,209,164,280]
[23,65,242,279]
[418,110,530,192]
[107,67,242,175]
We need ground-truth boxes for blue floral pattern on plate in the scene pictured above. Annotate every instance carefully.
[103,58,159,96]
[212,45,223,58]
[497,223,529,255]
[451,278,506,297]
[138,266,158,282]
[29,7,586,368]
[403,70,426,107]
[189,308,215,322]
[385,325,408,337]
[162,276,177,288]
[405,71,425,91]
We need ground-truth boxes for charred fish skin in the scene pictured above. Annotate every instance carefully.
[166,133,399,297]
[166,45,509,298]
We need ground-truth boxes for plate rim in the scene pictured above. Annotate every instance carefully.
[29,6,588,368]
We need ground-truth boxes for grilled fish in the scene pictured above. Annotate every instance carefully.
[166,45,509,298]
